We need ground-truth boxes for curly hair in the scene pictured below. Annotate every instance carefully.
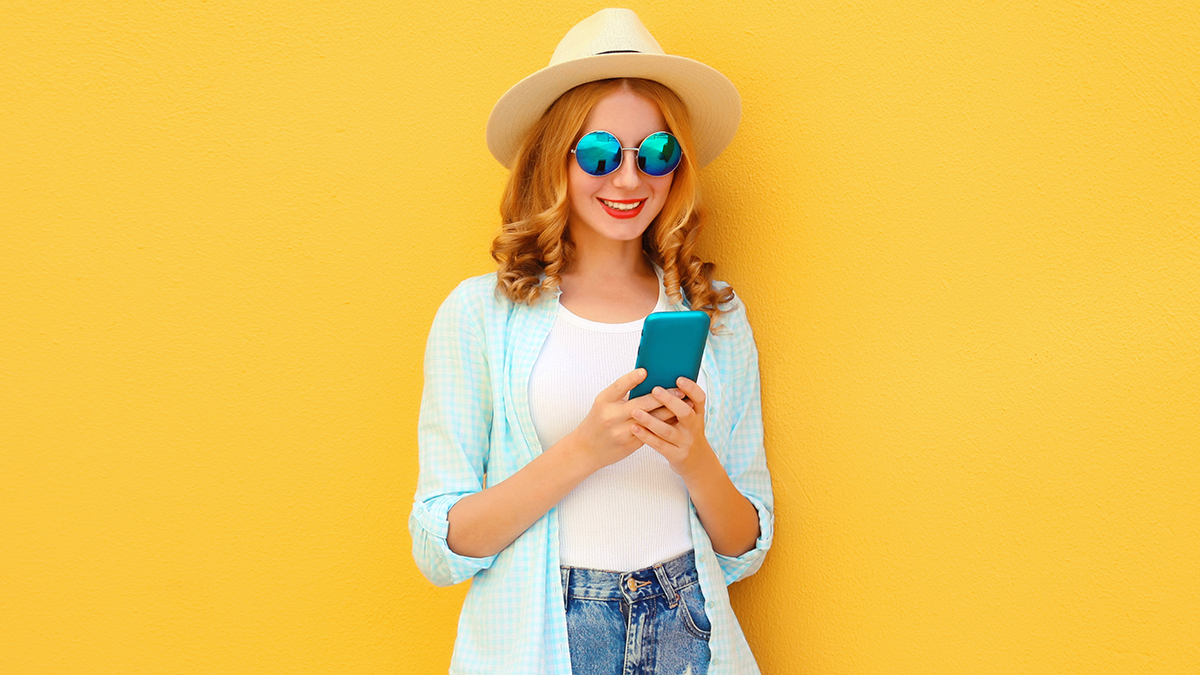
[490,78,735,329]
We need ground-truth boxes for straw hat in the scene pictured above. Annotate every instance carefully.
[486,8,741,169]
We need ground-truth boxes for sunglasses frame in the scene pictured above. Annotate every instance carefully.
[570,130,683,177]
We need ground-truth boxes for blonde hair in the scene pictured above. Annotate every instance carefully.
[490,78,734,327]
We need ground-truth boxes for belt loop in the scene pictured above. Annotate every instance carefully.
[561,568,570,609]
[653,563,678,608]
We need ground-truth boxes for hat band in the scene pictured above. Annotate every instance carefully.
[596,50,641,55]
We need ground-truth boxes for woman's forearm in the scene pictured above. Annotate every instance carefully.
[446,433,593,559]
[682,451,761,557]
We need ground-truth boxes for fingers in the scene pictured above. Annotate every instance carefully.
[605,368,647,402]
[675,377,707,409]
[631,405,681,445]
[650,385,700,423]
[626,385,684,415]
[647,406,677,423]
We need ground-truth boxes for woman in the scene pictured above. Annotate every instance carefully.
[410,9,773,675]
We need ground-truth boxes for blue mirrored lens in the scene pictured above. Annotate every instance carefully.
[574,131,621,176]
[573,131,682,177]
[637,132,682,176]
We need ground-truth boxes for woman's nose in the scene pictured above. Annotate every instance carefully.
[610,148,642,189]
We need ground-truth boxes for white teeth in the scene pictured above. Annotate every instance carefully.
[601,199,642,211]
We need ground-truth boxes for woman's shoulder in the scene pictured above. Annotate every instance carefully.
[434,271,549,336]
[429,272,505,333]
[438,272,509,313]
[447,271,499,297]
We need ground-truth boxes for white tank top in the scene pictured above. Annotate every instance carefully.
[528,275,703,571]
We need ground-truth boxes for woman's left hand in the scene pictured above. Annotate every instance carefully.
[632,376,761,557]
[630,377,715,479]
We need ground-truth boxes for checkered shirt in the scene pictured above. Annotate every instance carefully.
[410,273,774,674]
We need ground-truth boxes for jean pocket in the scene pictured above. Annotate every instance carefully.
[677,583,712,640]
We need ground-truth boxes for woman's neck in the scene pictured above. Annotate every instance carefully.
[558,242,659,323]
[565,233,655,282]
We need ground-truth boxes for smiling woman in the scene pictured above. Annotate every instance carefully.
[409,8,773,675]
[492,75,729,322]
[566,90,675,264]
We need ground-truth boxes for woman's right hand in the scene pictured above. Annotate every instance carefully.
[568,368,683,472]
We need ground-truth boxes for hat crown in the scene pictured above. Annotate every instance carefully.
[487,8,739,169]
[549,8,665,65]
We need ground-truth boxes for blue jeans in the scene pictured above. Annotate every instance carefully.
[561,550,711,675]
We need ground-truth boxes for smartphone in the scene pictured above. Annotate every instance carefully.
[629,310,710,399]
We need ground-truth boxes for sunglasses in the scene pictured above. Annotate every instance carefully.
[570,130,683,177]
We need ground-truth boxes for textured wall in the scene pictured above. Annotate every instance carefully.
[2,1,1197,673]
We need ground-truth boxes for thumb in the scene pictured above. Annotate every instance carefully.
[605,368,647,401]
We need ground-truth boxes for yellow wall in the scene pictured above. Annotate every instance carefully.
[2,1,1197,673]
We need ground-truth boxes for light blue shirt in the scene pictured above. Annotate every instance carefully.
[410,272,774,674]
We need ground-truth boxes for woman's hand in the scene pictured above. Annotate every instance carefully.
[446,368,684,559]
[568,368,679,473]
[629,377,712,479]
[630,376,762,557]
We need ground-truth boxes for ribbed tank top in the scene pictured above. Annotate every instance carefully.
[528,274,702,571]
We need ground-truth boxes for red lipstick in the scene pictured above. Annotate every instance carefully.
[598,198,645,219]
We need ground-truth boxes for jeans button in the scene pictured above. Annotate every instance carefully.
[626,578,637,592]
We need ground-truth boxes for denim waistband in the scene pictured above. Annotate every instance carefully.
[560,550,699,603]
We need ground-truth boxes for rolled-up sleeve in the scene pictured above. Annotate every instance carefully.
[712,295,775,585]
[409,283,498,586]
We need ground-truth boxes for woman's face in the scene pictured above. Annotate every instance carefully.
[566,89,675,251]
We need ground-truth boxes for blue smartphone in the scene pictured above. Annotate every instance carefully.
[629,311,710,399]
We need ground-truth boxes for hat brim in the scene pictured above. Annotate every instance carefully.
[486,53,741,170]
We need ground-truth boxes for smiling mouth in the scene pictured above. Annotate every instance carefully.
[599,198,644,211]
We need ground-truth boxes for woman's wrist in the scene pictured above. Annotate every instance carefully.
[673,438,721,485]
[552,429,610,480]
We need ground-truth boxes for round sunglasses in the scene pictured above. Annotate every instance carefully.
[570,130,683,177]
